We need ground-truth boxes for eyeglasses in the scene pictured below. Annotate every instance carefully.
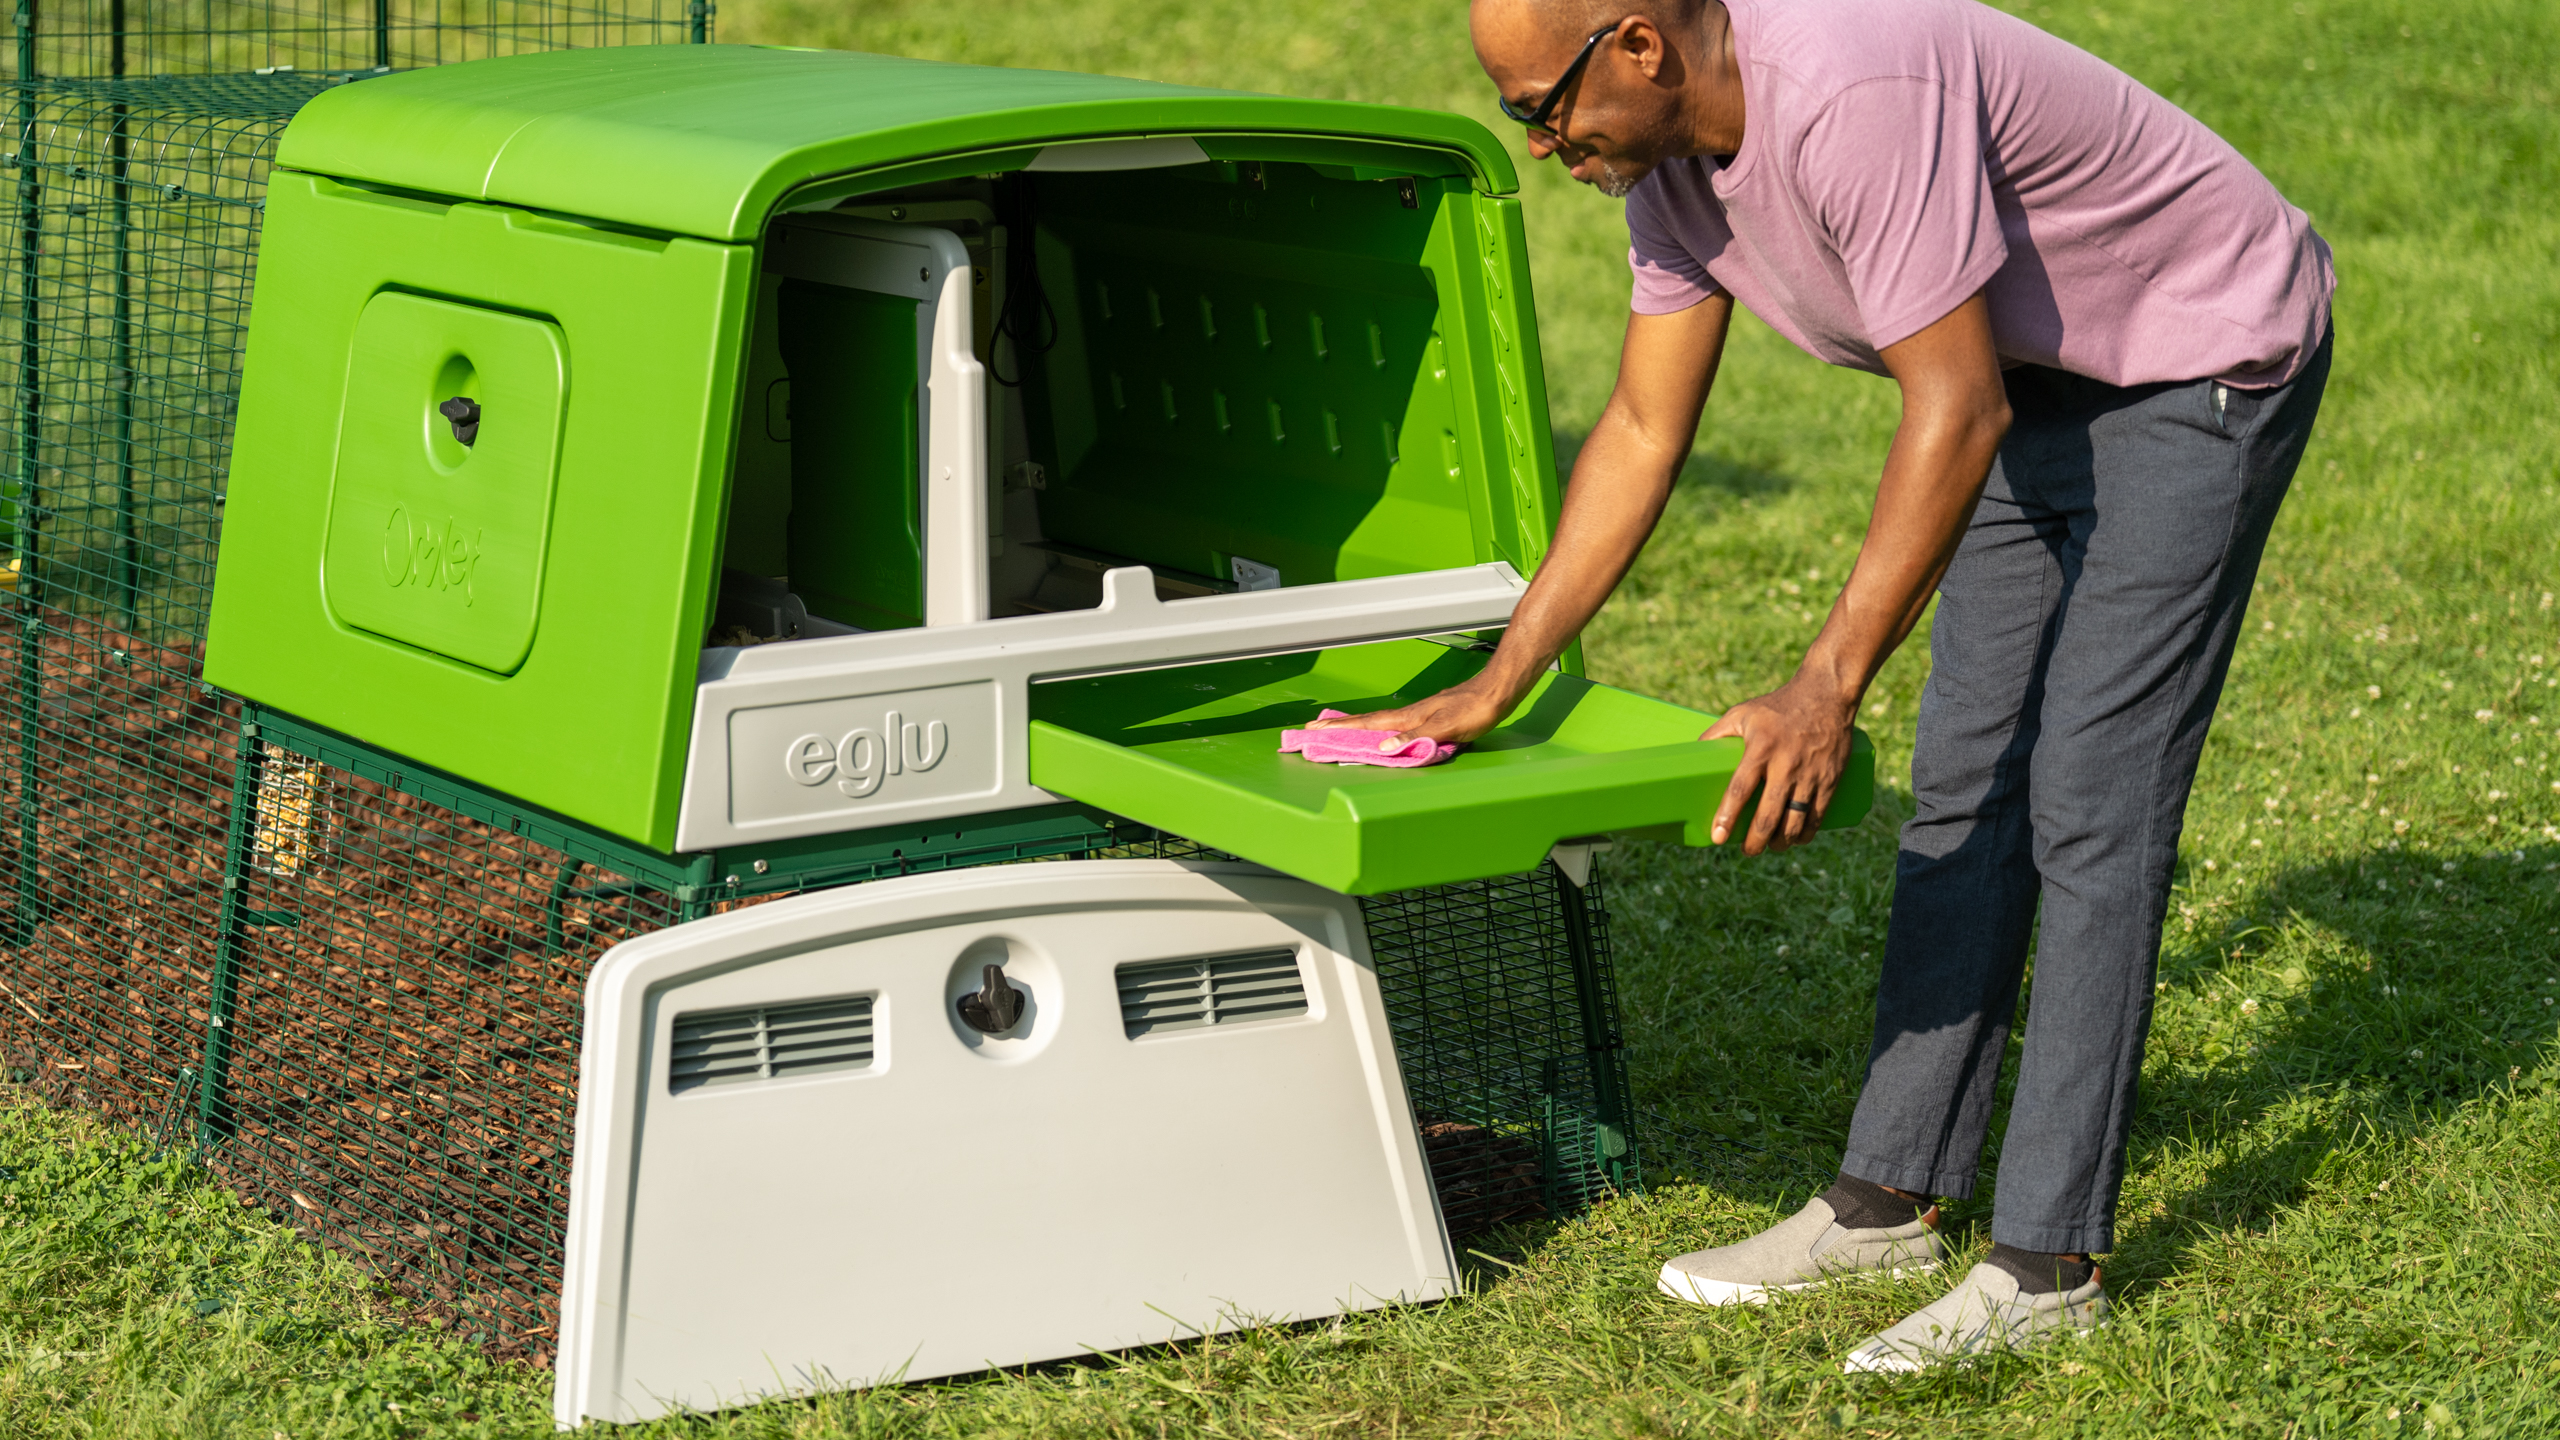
[1498,19,1627,136]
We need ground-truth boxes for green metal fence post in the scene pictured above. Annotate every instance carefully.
[8,374,37,949]
[9,14,47,945]
[111,0,139,624]
[196,718,267,1147]
[1556,863,1637,1191]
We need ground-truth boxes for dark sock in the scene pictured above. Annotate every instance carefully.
[1818,1172,1932,1230]
[1986,1242,2097,1295]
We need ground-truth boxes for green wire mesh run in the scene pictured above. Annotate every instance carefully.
[1363,866,1637,1235]
[26,722,1633,1357]
[0,76,318,1150]
[3,73,331,644]
[6,0,706,81]
[196,734,699,1360]
[0,645,1639,1360]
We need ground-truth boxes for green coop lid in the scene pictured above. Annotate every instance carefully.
[274,44,1523,241]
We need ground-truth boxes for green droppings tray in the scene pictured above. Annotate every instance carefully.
[1029,638,1874,894]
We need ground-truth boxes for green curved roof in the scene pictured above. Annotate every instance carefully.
[274,44,1521,241]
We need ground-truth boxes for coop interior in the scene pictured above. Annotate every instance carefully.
[709,157,1486,647]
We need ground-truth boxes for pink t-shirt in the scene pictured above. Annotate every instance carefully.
[1626,0,2334,388]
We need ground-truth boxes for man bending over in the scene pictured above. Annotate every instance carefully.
[1317,0,2332,1371]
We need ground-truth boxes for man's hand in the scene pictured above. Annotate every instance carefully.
[1701,677,1857,854]
[1315,679,1514,753]
[1311,296,1735,748]
[1706,290,2011,852]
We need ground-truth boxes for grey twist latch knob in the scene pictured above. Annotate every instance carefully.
[955,963,1027,1034]
[438,395,481,446]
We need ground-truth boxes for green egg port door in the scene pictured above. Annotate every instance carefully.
[323,291,567,674]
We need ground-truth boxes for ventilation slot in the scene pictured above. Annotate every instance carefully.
[668,996,876,1093]
[1117,949,1308,1039]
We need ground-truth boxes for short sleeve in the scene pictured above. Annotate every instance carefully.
[1626,164,1726,315]
[1796,76,2008,350]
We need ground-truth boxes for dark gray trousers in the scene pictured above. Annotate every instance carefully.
[1841,332,2332,1255]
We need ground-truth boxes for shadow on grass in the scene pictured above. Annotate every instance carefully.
[2100,838,2560,1290]
[1611,800,1919,1211]
[1616,830,2560,1288]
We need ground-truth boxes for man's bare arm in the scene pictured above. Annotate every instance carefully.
[1705,290,2010,855]
[1310,295,1735,742]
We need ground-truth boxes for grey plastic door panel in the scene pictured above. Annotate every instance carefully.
[554,859,1453,1426]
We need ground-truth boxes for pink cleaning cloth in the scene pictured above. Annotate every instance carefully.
[1279,709,1459,768]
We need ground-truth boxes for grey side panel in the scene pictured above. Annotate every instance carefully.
[553,860,1453,1426]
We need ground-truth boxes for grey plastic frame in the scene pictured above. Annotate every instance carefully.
[673,561,1528,851]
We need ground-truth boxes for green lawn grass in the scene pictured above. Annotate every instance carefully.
[6,0,2557,1433]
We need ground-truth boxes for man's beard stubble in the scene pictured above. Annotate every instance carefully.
[1565,127,1666,198]
[1590,159,1643,198]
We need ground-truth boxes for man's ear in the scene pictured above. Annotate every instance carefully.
[1617,15,1672,82]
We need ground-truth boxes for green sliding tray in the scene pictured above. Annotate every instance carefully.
[1027,638,1874,895]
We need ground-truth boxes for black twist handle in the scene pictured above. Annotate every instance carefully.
[438,396,481,447]
[955,963,1027,1034]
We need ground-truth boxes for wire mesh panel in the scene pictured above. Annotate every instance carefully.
[0,4,715,1357]
[0,76,358,1143]
[5,74,328,644]
[0,618,232,1120]
[6,0,705,81]
[206,734,695,1359]
[1362,865,1636,1238]
[0,643,1636,1349]
[52,734,1634,1352]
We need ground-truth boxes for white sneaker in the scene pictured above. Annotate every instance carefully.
[1841,1261,2108,1373]
[1657,1196,1946,1306]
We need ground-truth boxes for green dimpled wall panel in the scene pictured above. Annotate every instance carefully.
[1016,176,1558,598]
[778,279,923,632]
[206,172,754,849]
[324,291,567,674]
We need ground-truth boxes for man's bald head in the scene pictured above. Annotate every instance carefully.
[1475,0,1702,53]
[1469,0,1726,198]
